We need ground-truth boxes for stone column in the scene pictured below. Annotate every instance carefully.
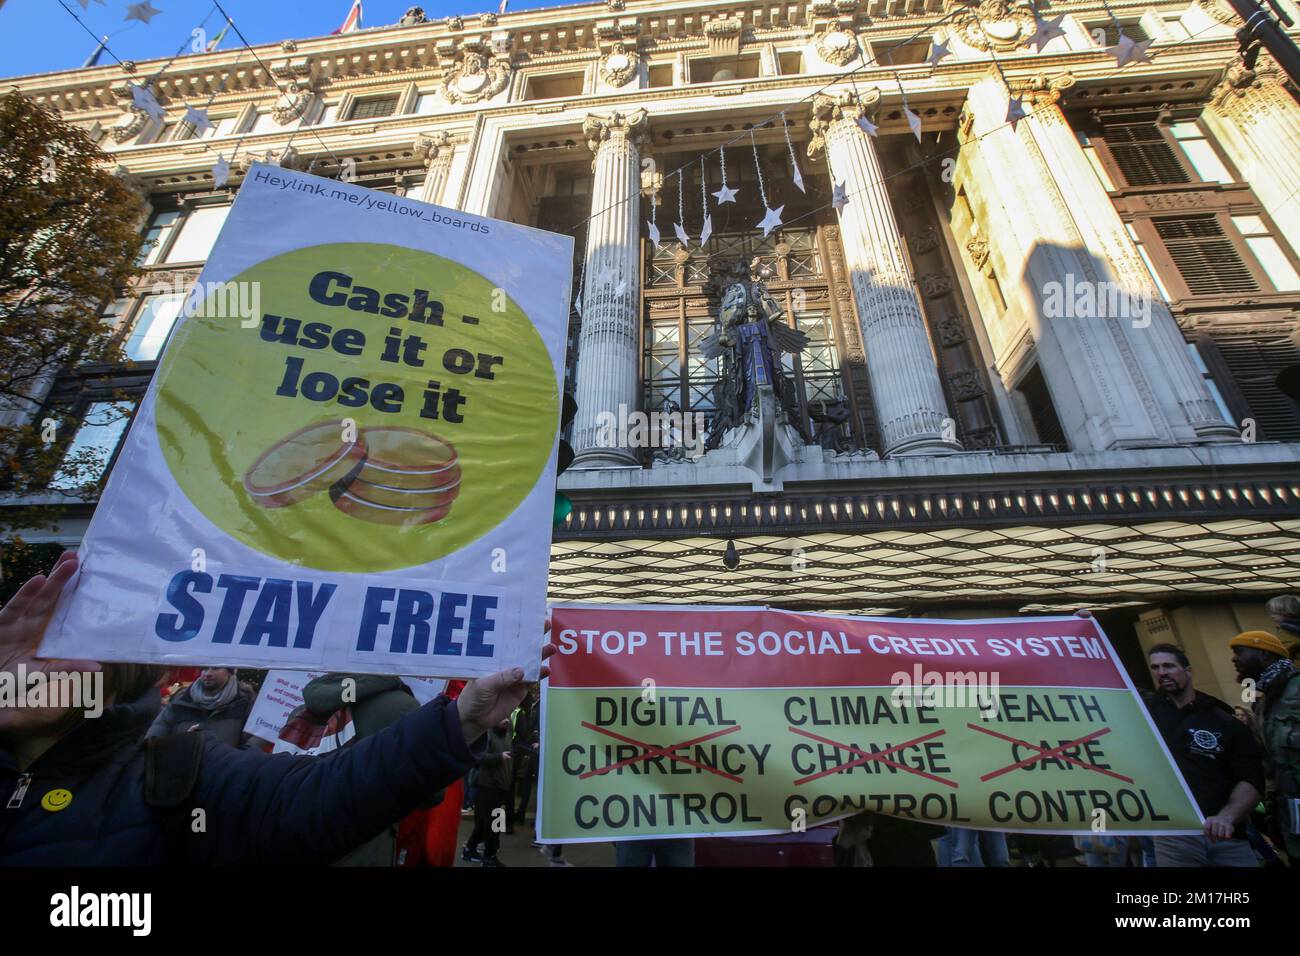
[1016,76,1237,443]
[958,74,1190,451]
[1203,56,1300,256]
[416,131,455,206]
[808,91,960,456]
[570,108,648,467]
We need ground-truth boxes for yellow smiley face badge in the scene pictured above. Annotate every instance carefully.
[41,789,73,812]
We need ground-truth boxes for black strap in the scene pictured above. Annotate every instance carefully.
[143,733,205,865]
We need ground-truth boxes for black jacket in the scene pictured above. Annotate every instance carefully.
[1143,689,1265,838]
[146,680,255,747]
[1,689,475,865]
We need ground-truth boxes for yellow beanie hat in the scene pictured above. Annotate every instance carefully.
[1228,631,1289,657]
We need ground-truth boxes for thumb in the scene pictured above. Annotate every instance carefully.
[474,666,525,696]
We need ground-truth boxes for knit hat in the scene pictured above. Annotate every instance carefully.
[1228,631,1289,658]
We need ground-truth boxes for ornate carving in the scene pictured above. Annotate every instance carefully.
[1013,71,1077,106]
[947,0,1036,52]
[704,17,744,56]
[599,42,639,87]
[582,107,650,159]
[108,108,148,143]
[400,7,428,25]
[966,238,990,270]
[815,27,860,67]
[448,16,464,30]
[1200,0,1239,24]
[1211,53,1286,108]
[281,40,297,53]
[271,81,314,125]
[441,50,511,104]
[607,0,626,9]
[481,12,498,26]
[119,60,138,75]
[948,369,985,400]
[910,225,940,255]
[415,130,453,166]
[937,313,967,346]
[807,88,882,158]
[921,273,953,298]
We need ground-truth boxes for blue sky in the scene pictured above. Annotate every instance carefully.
[4,0,577,79]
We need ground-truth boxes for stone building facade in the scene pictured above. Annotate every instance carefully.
[5,0,1300,701]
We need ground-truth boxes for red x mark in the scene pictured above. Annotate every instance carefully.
[578,721,745,782]
[788,726,956,788]
[967,723,1134,784]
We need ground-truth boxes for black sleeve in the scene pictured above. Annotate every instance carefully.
[188,697,477,865]
[1224,714,1266,796]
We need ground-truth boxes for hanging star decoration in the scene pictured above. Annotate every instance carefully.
[856,114,878,137]
[926,39,952,67]
[712,183,738,204]
[831,180,849,212]
[125,1,163,25]
[905,106,923,143]
[646,218,661,247]
[183,105,211,136]
[756,205,784,237]
[1006,95,1027,132]
[699,213,713,246]
[130,82,165,123]
[1027,14,1067,53]
[212,153,230,188]
[1107,32,1153,68]
[674,221,691,247]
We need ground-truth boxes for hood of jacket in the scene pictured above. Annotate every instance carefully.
[303,674,410,717]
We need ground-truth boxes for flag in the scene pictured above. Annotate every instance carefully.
[498,0,508,12]
[207,19,230,52]
[332,0,362,34]
[83,35,109,69]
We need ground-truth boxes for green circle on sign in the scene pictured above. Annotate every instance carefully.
[153,243,557,573]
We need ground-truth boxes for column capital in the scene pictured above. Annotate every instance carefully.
[807,88,880,159]
[582,108,650,156]
[414,130,454,167]
[1210,52,1290,110]
[1010,70,1076,107]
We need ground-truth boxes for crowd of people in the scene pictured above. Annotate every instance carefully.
[0,552,1297,867]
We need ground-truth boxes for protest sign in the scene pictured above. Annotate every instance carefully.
[42,164,573,680]
[538,604,1204,843]
[244,669,447,750]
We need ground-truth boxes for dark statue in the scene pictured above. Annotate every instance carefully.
[810,398,853,453]
[702,258,812,451]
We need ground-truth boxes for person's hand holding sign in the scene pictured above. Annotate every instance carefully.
[458,616,555,744]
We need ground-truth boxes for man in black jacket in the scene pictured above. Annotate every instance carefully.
[146,667,253,747]
[0,553,553,866]
[1142,643,1263,867]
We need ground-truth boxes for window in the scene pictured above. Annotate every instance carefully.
[1207,331,1300,440]
[877,38,930,65]
[525,72,585,100]
[247,110,281,134]
[48,402,136,490]
[1088,21,1150,46]
[688,55,760,83]
[318,103,341,124]
[778,51,804,75]
[196,115,241,139]
[1185,342,1235,424]
[1154,215,1260,295]
[347,95,400,121]
[124,292,186,361]
[785,311,843,410]
[1169,122,1234,184]
[1076,130,1117,191]
[414,93,439,114]
[647,64,673,88]
[138,210,182,266]
[1018,364,1066,448]
[162,205,231,264]
[1233,216,1300,291]
[1161,15,1194,40]
[1100,122,1190,186]
[1126,223,1172,300]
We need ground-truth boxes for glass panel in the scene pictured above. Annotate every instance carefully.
[164,205,231,263]
[1231,215,1267,236]
[125,293,186,361]
[1168,122,1202,140]
[100,297,132,333]
[48,402,135,490]
[1185,343,1235,424]
[1177,139,1234,184]
[138,210,181,266]
[319,104,340,125]
[1245,236,1300,290]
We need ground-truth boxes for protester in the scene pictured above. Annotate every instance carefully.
[145,666,253,747]
[511,684,541,827]
[1230,629,1300,862]
[942,827,1010,867]
[1265,595,1300,642]
[0,554,553,865]
[300,673,444,866]
[1142,642,1263,866]
[462,717,513,867]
